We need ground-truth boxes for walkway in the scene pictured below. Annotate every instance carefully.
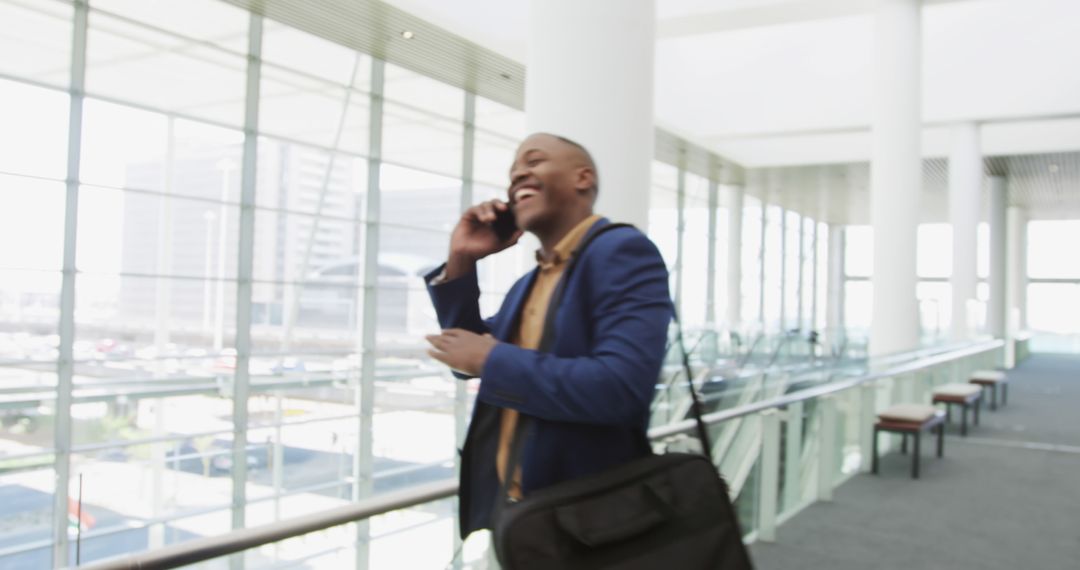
[749,353,1080,570]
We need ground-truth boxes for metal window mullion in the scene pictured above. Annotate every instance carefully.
[796,216,805,331]
[148,114,176,550]
[726,185,744,327]
[449,88,476,570]
[779,209,787,331]
[230,14,262,563]
[354,57,385,570]
[52,1,88,566]
[811,221,820,331]
[758,203,766,325]
[705,179,718,330]
[674,165,686,316]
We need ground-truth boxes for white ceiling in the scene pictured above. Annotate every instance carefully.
[380,0,1080,167]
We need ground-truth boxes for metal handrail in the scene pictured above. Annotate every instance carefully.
[77,339,1003,570]
[652,338,1002,440]
[78,479,459,570]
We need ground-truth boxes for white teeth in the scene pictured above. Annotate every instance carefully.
[515,189,539,201]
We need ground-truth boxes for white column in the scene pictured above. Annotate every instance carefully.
[726,185,745,326]
[526,0,654,228]
[949,122,982,341]
[987,176,1007,337]
[869,0,922,357]
[1006,206,1028,331]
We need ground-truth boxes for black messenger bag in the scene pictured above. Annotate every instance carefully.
[492,223,753,570]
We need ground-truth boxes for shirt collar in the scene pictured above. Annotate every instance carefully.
[535,214,603,269]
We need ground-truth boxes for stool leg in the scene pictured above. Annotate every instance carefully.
[901,433,908,454]
[936,424,944,458]
[1003,383,1008,406]
[961,405,968,436]
[945,403,952,423]
[991,385,998,411]
[872,427,880,475]
[912,431,921,479]
[975,398,981,426]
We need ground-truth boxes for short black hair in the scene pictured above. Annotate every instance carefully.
[539,133,599,195]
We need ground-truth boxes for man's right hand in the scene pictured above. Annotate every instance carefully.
[444,200,523,281]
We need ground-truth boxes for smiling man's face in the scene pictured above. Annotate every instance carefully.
[507,133,597,233]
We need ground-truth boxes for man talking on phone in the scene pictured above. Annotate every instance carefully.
[424,133,673,539]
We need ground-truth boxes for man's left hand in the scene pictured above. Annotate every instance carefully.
[425,329,499,377]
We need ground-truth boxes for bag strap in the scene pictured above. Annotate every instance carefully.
[675,314,714,463]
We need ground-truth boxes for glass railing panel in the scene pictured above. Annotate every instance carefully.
[834,387,862,480]
[778,400,811,516]
[732,452,761,540]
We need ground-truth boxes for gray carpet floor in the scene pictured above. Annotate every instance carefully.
[749,353,1080,570]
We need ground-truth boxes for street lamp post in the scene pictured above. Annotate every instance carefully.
[214,159,235,352]
[202,210,216,337]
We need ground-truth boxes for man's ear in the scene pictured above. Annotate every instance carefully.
[575,167,597,195]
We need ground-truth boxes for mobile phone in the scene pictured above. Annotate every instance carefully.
[492,207,518,242]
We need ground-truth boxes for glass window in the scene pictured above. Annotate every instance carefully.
[801,217,816,331]
[254,138,366,215]
[762,206,783,331]
[741,196,762,326]
[473,129,517,188]
[681,173,710,327]
[381,101,463,178]
[475,96,526,141]
[0,175,65,272]
[91,0,249,47]
[86,9,247,127]
[78,185,243,279]
[977,223,989,279]
[652,160,678,193]
[784,211,801,329]
[261,21,369,87]
[1028,221,1080,279]
[714,185,733,326]
[844,225,873,278]
[815,222,829,331]
[917,224,952,278]
[844,281,873,330]
[917,281,951,340]
[1027,283,1080,334]
[259,64,371,154]
[0,79,69,180]
[0,0,71,86]
[384,63,464,121]
[647,186,679,276]
[0,267,62,353]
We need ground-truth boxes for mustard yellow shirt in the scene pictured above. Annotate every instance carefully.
[496,214,602,497]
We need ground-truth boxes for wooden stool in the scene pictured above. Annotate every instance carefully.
[872,404,946,479]
[932,384,983,436]
[970,369,1008,410]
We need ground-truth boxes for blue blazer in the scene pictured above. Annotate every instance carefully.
[424,218,674,537]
